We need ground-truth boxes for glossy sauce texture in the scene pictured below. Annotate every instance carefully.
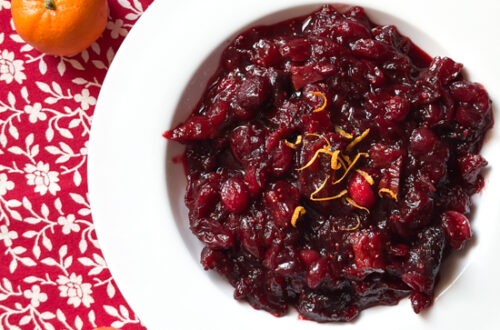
[164,5,492,322]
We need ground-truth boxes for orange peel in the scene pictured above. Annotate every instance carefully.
[296,148,333,171]
[346,128,370,152]
[310,175,348,201]
[345,196,370,213]
[356,169,374,185]
[305,133,330,149]
[284,135,303,149]
[378,188,398,201]
[335,126,353,139]
[330,150,341,170]
[308,91,327,112]
[332,153,369,185]
[291,206,306,227]
[341,215,361,231]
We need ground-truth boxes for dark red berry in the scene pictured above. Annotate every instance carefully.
[220,177,250,213]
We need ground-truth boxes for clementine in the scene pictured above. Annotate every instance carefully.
[11,0,108,56]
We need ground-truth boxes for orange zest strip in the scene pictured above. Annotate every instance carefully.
[378,188,398,201]
[308,91,327,112]
[338,156,348,170]
[310,175,329,199]
[284,135,303,149]
[309,176,348,201]
[330,150,341,170]
[341,215,361,231]
[345,128,370,152]
[342,154,351,165]
[345,196,370,213]
[312,189,347,201]
[335,126,353,139]
[305,133,330,149]
[356,169,374,185]
[296,148,332,171]
[332,153,369,185]
[284,140,297,149]
[309,175,347,202]
[291,206,306,227]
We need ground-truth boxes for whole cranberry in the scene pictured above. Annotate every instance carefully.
[234,75,270,119]
[458,153,488,184]
[441,211,471,250]
[410,127,438,155]
[348,172,375,209]
[307,257,328,289]
[220,177,250,213]
[384,96,410,122]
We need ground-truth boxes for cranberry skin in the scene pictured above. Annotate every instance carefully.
[458,153,488,184]
[163,115,215,143]
[450,81,479,102]
[278,38,311,62]
[441,211,471,250]
[422,57,462,85]
[185,173,220,218]
[289,64,325,90]
[455,105,482,127]
[402,226,445,295]
[349,230,385,271]
[369,143,403,168]
[348,173,376,209]
[200,247,226,271]
[299,249,320,266]
[384,96,410,122]
[234,75,270,119]
[388,243,409,257]
[331,19,371,44]
[206,100,229,126]
[450,81,490,113]
[230,124,267,165]
[220,177,250,213]
[439,185,472,214]
[263,181,300,227]
[270,140,292,176]
[190,217,234,249]
[194,181,219,217]
[351,39,389,60]
[410,291,433,314]
[251,39,281,67]
[243,165,267,195]
[409,127,438,155]
[296,290,359,322]
[307,257,328,289]
[378,156,403,201]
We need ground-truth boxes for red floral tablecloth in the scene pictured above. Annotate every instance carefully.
[0,1,153,328]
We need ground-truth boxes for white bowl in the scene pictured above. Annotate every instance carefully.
[88,0,500,329]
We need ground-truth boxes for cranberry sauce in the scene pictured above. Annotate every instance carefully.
[164,5,493,322]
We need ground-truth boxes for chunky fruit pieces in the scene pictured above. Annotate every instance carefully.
[165,4,492,322]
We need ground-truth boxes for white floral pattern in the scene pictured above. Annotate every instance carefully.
[0,0,10,10]
[74,89,96,110]
[0,173,14,195]
[58,214,80,234]
[107,19,129,39]
[0,225,17,247]
[0,49,26,84]
[0,0,151,328]
[24,161,61,195]
[57,273,94,308]
[24,285,48,308]
[24,103,47,123]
